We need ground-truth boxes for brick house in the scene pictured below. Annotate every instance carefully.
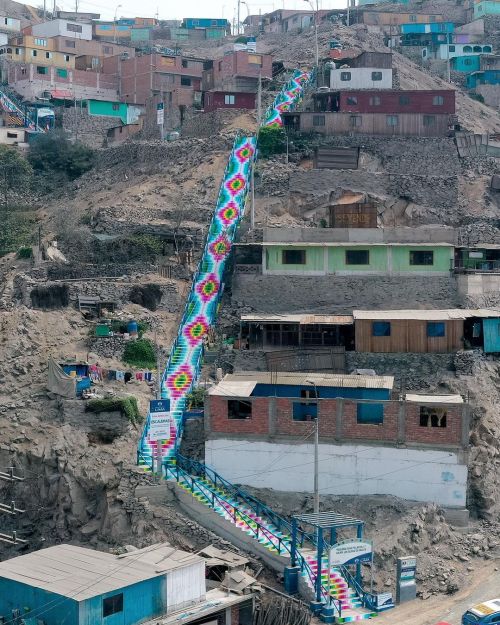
[101,52,208,127]
[204,372,469,508]
[203,51,273,92]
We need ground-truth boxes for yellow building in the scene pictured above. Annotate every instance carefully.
[0,35,76,68]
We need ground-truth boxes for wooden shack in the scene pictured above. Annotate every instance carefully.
[329,191,377,228]
[353,310,467,353]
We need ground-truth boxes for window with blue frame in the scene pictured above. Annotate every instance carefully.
[427,322,445,337]
[293,389,318,421]
[293,402,318,421]
[357,403,384,424]
[372,321,391,337]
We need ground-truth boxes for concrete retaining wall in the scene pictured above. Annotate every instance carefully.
[205,439,468,508]
[168,482,291,573]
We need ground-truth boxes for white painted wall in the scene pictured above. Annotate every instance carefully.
[32,19,92,41]
[330,67,393,90]
[206,439,467,508]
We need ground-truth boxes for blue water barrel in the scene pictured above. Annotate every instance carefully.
[128,320,138,335]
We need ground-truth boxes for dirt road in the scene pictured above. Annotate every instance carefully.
[377,561,499,625]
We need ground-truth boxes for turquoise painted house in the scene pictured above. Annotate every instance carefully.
[451,55,481,72]
[483,318,500,352]
[0,544,206,625]
[474,1,500,19]
[467,69,500,88]
[262,242,454,276]
[88,99,143,125]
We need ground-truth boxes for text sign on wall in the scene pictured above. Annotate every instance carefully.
[149,399,171,442]
[398,556,417,581]
[329,539,373,567]
[157,102,164,125]
[396,555,417,604]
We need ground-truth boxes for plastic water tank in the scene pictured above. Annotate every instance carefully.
[127,320,138,337]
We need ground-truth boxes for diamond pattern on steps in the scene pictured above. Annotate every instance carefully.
[138,71,313,471]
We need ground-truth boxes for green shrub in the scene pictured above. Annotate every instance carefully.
[186,387,207,409]
[86,396,143,427]
[29,130,95,180]
[258,126,286,158]
[17,246,33,259]
[123,338,156,368]
[0,209,36,257]
[127,234,163,257]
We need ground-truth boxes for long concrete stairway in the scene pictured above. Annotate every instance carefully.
[134,69,378,622]
[138,68,312,468]
[166,456,376,623]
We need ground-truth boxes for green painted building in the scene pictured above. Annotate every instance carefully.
[87,99,143,125]
[262,243,454,276]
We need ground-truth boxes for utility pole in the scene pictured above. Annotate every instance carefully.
[306,380,320,513]
[447,31,451,83]
[237,0,241,35]
[257,71,262,126]
[314,416,319,513]
[43,0,46,20]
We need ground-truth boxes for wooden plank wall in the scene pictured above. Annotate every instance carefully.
[355,319,464,353]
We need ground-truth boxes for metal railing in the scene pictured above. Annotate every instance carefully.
[171,463,291,555]
[176,454,314,547]
[453,259,500,273]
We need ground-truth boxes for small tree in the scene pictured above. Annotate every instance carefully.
[29,130,95,181]
[0,146,33,206]
[258,126,287,158]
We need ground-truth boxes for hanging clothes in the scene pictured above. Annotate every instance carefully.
[115,371,125,382]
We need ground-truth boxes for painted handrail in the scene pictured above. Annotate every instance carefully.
[176,454,315,546]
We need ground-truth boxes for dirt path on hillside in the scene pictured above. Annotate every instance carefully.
[378,561,500,625]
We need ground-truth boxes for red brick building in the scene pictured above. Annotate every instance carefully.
[101,52,208,127]
[204,91,256,112]
[203,51,273,92]
[204,372,469,507]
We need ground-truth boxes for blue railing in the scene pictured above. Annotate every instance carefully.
[176,454,315,546]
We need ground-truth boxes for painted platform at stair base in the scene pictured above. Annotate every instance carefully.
[298,549,376,622]
[168,481,291,572]
[205,438,467,508]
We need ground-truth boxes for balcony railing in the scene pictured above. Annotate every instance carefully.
[453,259,500,274]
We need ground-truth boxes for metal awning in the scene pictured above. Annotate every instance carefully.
[208,380,257,397]
[241,313,353,325]
[405,394,464,404]
[294,511,364,529]
[353,309,500,320]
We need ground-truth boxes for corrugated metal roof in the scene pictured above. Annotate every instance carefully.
[218,371,394,390]
[208,380,257,397]
[261,242,454,247]
[353,309,500,320]
[0,544,203,600]
[405,393,464,404]
[241,313,353,325]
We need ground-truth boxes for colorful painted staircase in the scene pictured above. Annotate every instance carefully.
[138,69,312,469]
[134,70,379,622]
[301,550,377,623]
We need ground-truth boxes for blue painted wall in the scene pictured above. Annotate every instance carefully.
[0,579,79,625]
[467,69,500,88]
[400,22,454,34]
[251,383,391,400]
[0,576,168,625]
[482,318,500,353]
[183,18,228,28]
